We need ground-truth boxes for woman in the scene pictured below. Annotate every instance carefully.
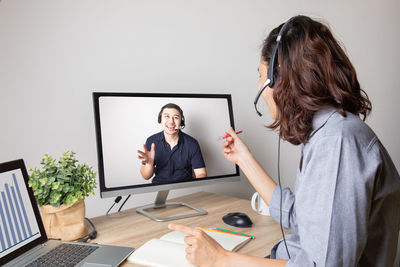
[169,15,400,266]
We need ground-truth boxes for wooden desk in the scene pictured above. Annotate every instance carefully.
[90,192,283,266]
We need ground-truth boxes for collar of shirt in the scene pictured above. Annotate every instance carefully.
[155,130,185,147]
[309,106,337,139]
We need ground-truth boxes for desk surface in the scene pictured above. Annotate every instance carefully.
[90,191,283,266]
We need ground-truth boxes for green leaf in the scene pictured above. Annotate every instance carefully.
[62,184,70,193]
[49,192,62,205]
[51,181,61,190]
[39,178,48,187]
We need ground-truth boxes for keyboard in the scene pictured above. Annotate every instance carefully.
[26,243,99,267]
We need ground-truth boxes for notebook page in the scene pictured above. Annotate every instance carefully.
[127,239,195,267]
[161,230,250,251]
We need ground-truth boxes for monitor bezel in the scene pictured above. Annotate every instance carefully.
[93,92,240,198]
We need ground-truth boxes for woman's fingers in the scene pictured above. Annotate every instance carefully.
[168,223,197,236]
[228,127,239,138]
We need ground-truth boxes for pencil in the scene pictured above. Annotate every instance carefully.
[198,228,242,237]
[197,227,255,239]
[209,228,251,237]
[217,130,243,140]
[215,227,255,239]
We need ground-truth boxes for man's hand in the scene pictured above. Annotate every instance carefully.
[137,143,155,165]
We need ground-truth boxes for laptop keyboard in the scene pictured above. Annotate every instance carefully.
[26,243,99,267]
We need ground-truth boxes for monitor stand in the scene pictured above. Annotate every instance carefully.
[136,190,208,221]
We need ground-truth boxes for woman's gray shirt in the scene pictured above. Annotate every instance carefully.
[269,107,400,266]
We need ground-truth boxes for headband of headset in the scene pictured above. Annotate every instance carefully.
[265,17,294,88]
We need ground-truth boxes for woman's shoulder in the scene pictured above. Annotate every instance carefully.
[315,110,377,150]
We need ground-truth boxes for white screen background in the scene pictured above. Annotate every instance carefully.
[98,96,237,188]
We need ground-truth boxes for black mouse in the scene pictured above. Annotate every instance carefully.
[222,212,253,228]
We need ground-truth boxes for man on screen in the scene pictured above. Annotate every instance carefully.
[137,103,207,183]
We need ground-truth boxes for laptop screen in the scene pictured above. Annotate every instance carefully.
[0,159,47,265]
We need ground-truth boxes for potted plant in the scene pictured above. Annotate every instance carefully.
[28,151,97,241]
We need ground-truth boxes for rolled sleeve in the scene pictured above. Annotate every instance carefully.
[269,185,298,235]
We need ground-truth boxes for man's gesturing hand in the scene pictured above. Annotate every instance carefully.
[138,143,155,165]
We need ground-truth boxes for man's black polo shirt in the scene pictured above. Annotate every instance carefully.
[144,131,205,184]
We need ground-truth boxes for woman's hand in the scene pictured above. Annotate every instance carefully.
[168,224,228,267]
[137,143,155,165]
[222,127,251,165]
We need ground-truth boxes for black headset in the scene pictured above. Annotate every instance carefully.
[253,17,295,260]
[157,103,185,129]
[254,17,294,116]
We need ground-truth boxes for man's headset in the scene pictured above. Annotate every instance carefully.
[157,103,185,129]
[254,17,294,116]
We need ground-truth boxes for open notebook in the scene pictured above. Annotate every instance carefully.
[128,228,252,267]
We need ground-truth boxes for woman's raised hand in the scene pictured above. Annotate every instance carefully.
[222,127,250,165]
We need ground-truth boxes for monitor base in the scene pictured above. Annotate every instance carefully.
[136,190,208,222]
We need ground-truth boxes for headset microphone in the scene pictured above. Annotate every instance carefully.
[254,79,271,116]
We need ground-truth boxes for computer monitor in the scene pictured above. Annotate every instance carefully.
[93,93,240,221]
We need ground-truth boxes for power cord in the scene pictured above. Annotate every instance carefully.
[117,195,131,212]
[77,217,97,243]
[106,196,122,215]
[278,137,291,259]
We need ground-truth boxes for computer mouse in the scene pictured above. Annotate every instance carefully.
[222,212,253,228]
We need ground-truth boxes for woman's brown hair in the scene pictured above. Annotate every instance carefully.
[262,15,372,145]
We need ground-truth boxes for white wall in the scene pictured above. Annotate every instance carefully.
[0,0,399,218]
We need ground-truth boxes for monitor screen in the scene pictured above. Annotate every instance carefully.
[93,93,240,198]
[0,159,46,265]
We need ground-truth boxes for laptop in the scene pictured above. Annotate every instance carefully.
[0,159,134,267]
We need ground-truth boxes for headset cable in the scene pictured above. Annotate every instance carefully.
[278,137,291,259]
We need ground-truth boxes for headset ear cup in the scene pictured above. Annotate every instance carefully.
[158,111,162,123]
[181,116,185,129]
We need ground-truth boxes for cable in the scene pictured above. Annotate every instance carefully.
[117,195,131,212]
[278,137,291,259]
[77,217,97,243]
[106,196,122,215]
